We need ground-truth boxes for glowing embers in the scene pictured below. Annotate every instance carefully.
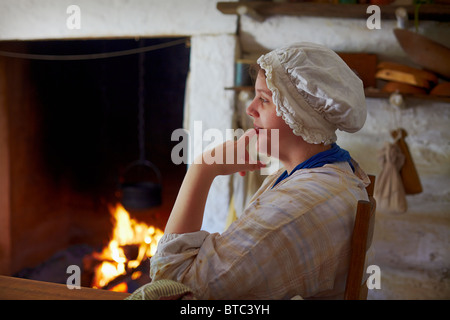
[89,203,163,292]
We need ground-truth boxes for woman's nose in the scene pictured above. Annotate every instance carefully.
[246,99,259,118]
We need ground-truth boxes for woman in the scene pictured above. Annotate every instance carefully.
[149,43,371,299]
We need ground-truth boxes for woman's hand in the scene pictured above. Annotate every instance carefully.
[197,128,266,177]
[164,129,265,234]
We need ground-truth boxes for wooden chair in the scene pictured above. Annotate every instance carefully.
[344,175,376,300]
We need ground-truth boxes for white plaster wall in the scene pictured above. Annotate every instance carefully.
[0,0,237,39]
[338,99,450,299]
[185,34,237,233]
[239,14,450,60]
[240,15,403,59]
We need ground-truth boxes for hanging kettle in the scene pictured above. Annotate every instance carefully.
[119,45,162,210]
[120,159,162,210]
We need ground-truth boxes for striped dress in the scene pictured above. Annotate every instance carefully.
[150,161,370,299]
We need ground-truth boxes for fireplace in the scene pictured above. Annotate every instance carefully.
[0,38,190,289]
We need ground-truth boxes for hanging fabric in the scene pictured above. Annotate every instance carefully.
[374,141,408,214]
[388,92,422,195]
[391,128,423,194]
[374,93,406,214]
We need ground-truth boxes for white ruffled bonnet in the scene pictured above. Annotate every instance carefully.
[257,42,367,145]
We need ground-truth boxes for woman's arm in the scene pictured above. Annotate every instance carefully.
[164,129,264,234]
[164,163,215,234]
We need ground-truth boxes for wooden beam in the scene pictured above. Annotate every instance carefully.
[364,88,450,103]
[217,2,450,21]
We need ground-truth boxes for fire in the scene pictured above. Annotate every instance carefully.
[91,203,164,291]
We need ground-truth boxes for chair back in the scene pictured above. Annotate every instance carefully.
[344,175,376,300]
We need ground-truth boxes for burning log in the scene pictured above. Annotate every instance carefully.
[122,244,140,261]
[102,259,150,291]
[83,203,163,292]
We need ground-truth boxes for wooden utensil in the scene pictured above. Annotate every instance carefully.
[394,28,450,80]
[430,82,450,97]
[377,61,438,85]
[376,69,431,89]
[382,81,427,95]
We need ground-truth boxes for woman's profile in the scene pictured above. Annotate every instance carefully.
[149,42,371,299]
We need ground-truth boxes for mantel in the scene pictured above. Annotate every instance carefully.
[217,2,450,21]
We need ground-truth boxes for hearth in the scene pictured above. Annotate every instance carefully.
[0,38,190,288]
[15,203,162,293]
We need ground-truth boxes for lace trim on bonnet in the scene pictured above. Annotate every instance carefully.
[258,49,337,145]
[257,44,366,145]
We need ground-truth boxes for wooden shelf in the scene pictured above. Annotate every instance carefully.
[364,88,450,103]
[217,2,450,21]
[226,86,450,103]
[225,86,254,91]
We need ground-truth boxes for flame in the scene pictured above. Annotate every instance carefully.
[91,203,164,291]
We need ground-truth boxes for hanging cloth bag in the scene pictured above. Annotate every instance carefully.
[387,93,422,195]
[374,141,408,214]
[391,128,423,194]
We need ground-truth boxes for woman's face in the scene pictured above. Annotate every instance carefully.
[246,70,298,157]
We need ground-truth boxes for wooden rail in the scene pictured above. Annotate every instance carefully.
[0,275,130,300]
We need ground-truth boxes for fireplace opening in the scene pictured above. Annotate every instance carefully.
[0,38,190,290]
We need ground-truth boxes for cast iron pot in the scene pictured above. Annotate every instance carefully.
[119,160,162,210]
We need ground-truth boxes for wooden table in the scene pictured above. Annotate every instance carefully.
[0,275,130,300]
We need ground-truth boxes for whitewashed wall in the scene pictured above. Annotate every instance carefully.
[338,99,450,299]
[185,34,237,232]
[0,0,236,39]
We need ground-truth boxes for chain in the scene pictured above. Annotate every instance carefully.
[137,41,146,162]
[0,38,187,60]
